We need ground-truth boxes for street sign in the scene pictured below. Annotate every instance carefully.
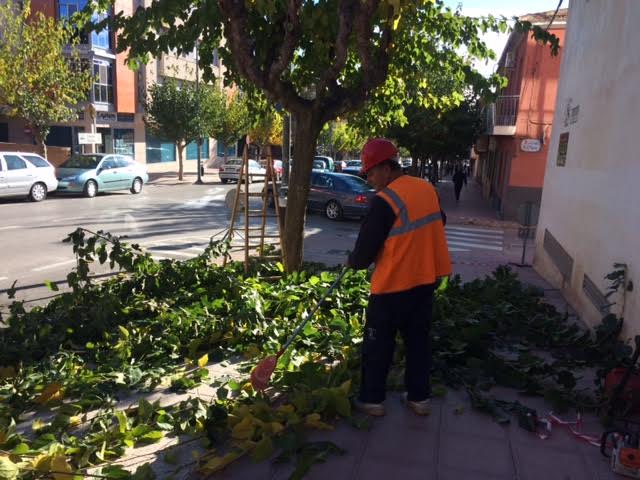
[78,132,103,145]
[521,139,541,152]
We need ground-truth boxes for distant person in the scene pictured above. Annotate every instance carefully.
[452,167,467,204]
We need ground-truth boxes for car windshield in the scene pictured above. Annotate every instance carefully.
[346,160,361,167]
[224,159,242,166]
[61,155,103,169]
[313,160,325,169]
[339,175,371,192]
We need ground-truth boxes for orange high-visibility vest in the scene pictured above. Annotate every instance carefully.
[371,175,451,295]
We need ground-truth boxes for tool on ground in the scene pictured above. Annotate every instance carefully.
[600,336,640,478]
[602,425,640,478]
[250,268,348,391]
[223,140,284,273]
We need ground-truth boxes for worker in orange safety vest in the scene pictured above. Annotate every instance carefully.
[347,138,451,416]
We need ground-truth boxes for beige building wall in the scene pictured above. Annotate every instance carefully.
[533,0,640,335]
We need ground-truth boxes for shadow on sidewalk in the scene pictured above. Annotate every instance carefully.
[435,176,514,228]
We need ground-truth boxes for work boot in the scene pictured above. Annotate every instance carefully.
[403,393,431,416]
[353,399,385,417]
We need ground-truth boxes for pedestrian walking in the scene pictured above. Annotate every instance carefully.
[347,138,451,416]
[452,167,467,204]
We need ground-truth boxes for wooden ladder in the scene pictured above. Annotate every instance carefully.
[223,143,284,273]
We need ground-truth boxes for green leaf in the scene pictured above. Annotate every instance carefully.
[139,430,164,444]
[44,280,59,291]
[131,463,156,480]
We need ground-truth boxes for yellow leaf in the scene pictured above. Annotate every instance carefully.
[270,422,284,435]
[276,404,295,414]
[31,454,50,471]
[0,456,19,480]
[32,419,48,432]
[231,416,254,440]
[243,344,261,359]
[69,415,82,427]
[197,354,209,368]
[304,413,334,431]
[50,455,73,480]
[201,452,239,473]
[34,383,64,405]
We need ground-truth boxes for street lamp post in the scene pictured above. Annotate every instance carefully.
[195,42,203,185]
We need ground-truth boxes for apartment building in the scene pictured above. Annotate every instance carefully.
[0,0,229,165]
[474,9,567,220]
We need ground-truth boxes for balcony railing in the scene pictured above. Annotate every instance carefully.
[485,95,519,136]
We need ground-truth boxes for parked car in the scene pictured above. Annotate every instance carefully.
[312,159,330,171]
[281,171,374,220]
[342,159,362,176]
[258,159,283,179]
[313,155,335,172]
[219,158,266,183]
[56,153,148,197]
[0,151,58,202]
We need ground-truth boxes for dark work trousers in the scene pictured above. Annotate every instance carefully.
[359,283,436,404]
[454,182,463,202]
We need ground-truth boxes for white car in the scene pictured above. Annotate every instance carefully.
[218,158,266,183]
[0,152,58,202]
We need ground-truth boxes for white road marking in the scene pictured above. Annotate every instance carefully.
[446,233,503,245]
[32,259,76,272]
[0,226,21,231]
[145,249,194,258]
[445,229,503,240]
[448,247,471,252]
[446,226,503,235]
[447,240,503,251]
[0,276,8,281]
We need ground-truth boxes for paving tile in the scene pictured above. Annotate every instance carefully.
[355,456,437,480]
[582,451,619,480]
[439,432,515,478]
[440,402,509,440]
[438,465,515,480]
[511,442,597,480]
[362,420,439,466]
[215,457,275,480]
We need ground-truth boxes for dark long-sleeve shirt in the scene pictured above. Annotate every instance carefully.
[348,192,447,270]
[348,196,395,270]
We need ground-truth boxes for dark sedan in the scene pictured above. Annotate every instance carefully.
[305,171,374,220]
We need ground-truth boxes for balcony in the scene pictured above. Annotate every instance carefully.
[486,95,519,136]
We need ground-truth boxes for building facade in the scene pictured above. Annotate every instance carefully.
[475,10,567,221]
[0,0,232,165]
[533,0,640,334]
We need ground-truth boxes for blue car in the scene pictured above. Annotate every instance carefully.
[56,154,149,198]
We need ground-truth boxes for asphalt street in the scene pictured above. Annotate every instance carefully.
[0,178,509,306]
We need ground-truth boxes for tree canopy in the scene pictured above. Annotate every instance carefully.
[0,0,93,157]
[145,79,223,180]
[88,0,558,271]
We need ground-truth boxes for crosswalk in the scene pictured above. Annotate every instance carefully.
[446,225,503,253]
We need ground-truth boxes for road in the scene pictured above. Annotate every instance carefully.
[0,179,508,305]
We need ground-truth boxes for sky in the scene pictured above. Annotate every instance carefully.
[441,0,567,76]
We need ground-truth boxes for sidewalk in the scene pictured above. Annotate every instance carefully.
[146,160,220,186]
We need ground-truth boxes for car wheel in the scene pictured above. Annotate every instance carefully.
[130,177,143,194]
[221,178,228,184]
[325,200,343,220]
[84,180,98,198]
[29,182,47,202]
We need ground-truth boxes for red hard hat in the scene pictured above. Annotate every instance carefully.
[361,138,398,174]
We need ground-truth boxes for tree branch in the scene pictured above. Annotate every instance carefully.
[316,0,357,97]
[219,0,304,113]
[268,0,302,84]
[319,0,394,123]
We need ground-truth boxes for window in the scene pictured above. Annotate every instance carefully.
[101,158,117,170]
[23,155,50,168]
[145,130,176,164]
[114,129,134,156]
[93,60,114,104]
[91,12,110,49]
[311,174,332,189]
[186,138,209,160]
[5,155,27,170]
[59,0,86,20]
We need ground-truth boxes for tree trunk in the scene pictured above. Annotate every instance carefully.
[33,127,47,159]
[177,143,185,180]
[282,112,322,272]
